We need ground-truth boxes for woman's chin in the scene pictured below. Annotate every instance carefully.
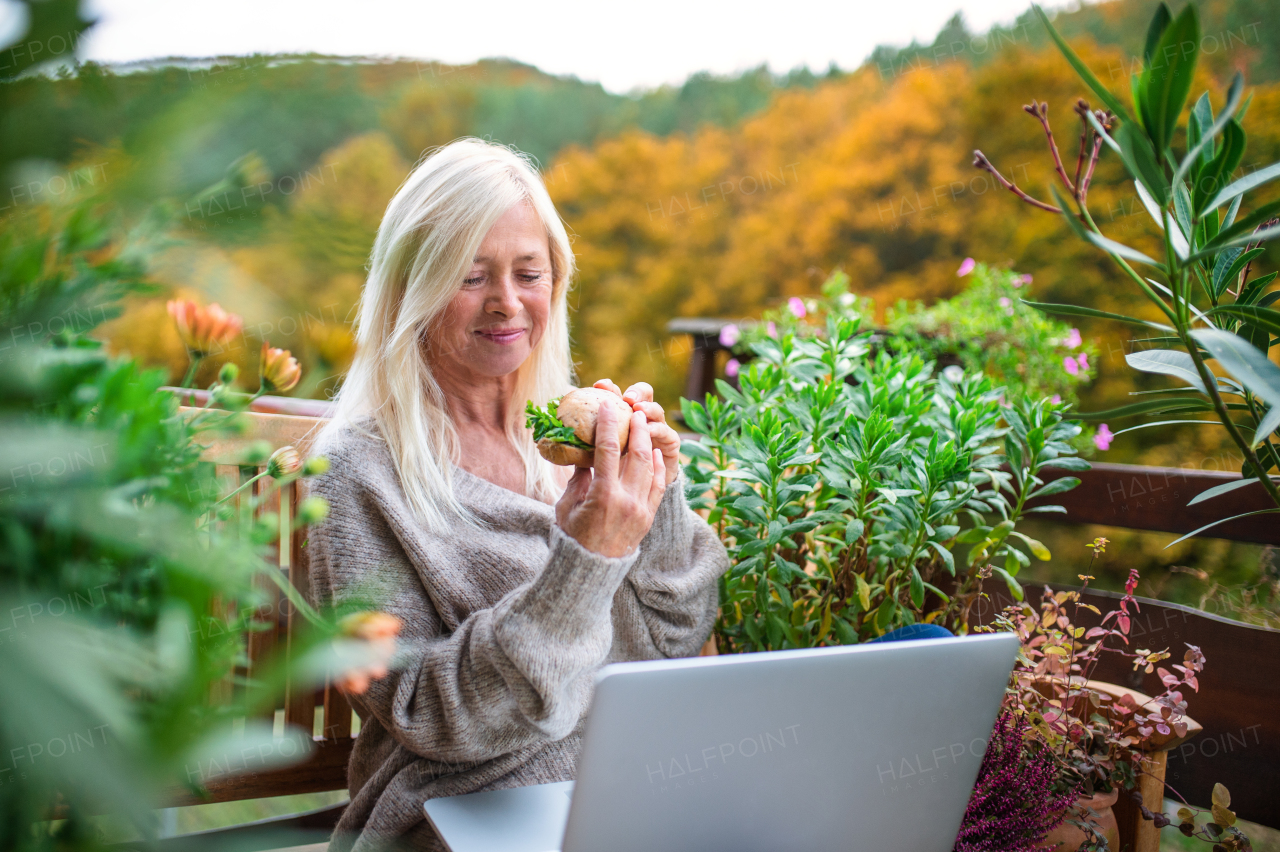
[467,348,532,378]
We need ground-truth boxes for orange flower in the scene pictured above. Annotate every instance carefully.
[335,612,402,695]
[167,300,243,356]
[259,341,301,393]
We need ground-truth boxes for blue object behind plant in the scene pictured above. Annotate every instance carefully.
[869,623,954,643]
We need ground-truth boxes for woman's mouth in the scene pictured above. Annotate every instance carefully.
[475,327,525,345]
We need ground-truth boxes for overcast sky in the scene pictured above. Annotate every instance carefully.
[19,0,1076,94]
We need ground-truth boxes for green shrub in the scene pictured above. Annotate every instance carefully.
[682,314,1086,653]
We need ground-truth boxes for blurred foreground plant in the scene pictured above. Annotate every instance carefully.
[0,191,386,851]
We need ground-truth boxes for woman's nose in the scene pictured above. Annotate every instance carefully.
[484,273,522,316]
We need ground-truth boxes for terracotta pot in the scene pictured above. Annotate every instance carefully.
[1043,788,1120,852]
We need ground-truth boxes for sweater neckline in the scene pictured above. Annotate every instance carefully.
[450,463,556,512]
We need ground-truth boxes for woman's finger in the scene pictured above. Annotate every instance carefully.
[593,378,624,397]
[620,409,654,492]
[622,382,654,406]
[632,400,666,423]
[591,397,622,483]
[555,466,592,526]
[647,448,666,512]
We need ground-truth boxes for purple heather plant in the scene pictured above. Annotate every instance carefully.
[954,709,1080,852]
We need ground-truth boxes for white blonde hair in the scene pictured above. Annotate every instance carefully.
[320,138,576,533]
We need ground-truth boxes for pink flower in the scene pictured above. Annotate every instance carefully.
[957,257,976,276]
[1063,355,1079,376]
[766,321,778,338]
[1094,423,1114,451]
[787,297,807,318]
[998,297,1011,308]
[1077,352,1089,371]
[1051,394,1062,404]
[1065,328,1082,349]
[1014,273,1032,287]
[719,323,740,348]
[725,358,740,377]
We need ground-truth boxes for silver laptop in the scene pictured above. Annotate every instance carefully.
[424,632,1018,852]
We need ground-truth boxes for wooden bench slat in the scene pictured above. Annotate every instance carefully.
[163,738,354,807]
[284,480,319,737]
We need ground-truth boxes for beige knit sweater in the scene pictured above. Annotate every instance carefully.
[306,421,727,852]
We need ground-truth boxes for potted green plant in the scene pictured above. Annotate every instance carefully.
[978,539,1253,852]
[681,300,1088,651]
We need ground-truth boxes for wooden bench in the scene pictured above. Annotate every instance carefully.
[166,374,1278,848]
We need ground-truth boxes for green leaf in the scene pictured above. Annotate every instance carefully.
[1112,419,1220,436]
[1187,94,1209,175]
[909,566,925,609]
[955,526,991,544]
[1208,305,1280,338]
[856,574,872,611]
[993,566,1025,601]
[1033,5,1132,122]
[1195,199,1280,259]
[1116,121,1170,206]
[875,597,898,631]
[1022,300,1172,331]
[831,616,858,645]
[929,541,956,576]
[1203,161,1280,214]
[1043,457,1091,471]
[1141,3,1199,156]
[1142,3,1173,66]
[1186,477,1265,506]
[1190,329,1280,410]
[1176,74,1244,190]
[1212,247,1264,298]
[1077,398,1213,420]
[1166,508,1280,548]
[1011,531,1051,560]
[1031,477,1081,499]
[1254,404,1280,446]
[1084,229,1163,268]
[1125,349,1210,392]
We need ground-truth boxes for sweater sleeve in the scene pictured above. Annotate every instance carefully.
[306,457,640,766]
[609,471,728,661]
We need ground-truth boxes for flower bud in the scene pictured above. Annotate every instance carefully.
[244,440,274,465]
[259,341,301,393]
[297,495,329,524]
[267,445,302,479]
[218,362,240,385]
[303,456,330,477]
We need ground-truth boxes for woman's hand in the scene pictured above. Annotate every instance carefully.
[555,401,666,558]
[593,379,680,485]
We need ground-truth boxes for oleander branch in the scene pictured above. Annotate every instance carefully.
[972,150,1063,213]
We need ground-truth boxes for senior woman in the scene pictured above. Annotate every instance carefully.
[307,138,728,852]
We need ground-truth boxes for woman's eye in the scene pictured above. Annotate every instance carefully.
[463,275,484,287]
[519,272,545,284]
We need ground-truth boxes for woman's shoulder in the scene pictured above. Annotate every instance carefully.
[310,417,395,490]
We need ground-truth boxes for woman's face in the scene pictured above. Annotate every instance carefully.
[429,202,554,382]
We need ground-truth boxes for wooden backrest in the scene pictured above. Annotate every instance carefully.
[170,410,351,806]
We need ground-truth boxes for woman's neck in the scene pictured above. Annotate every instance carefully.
[435,368,517,436]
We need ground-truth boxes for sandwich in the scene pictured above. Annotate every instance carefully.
[525,387,634,467]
